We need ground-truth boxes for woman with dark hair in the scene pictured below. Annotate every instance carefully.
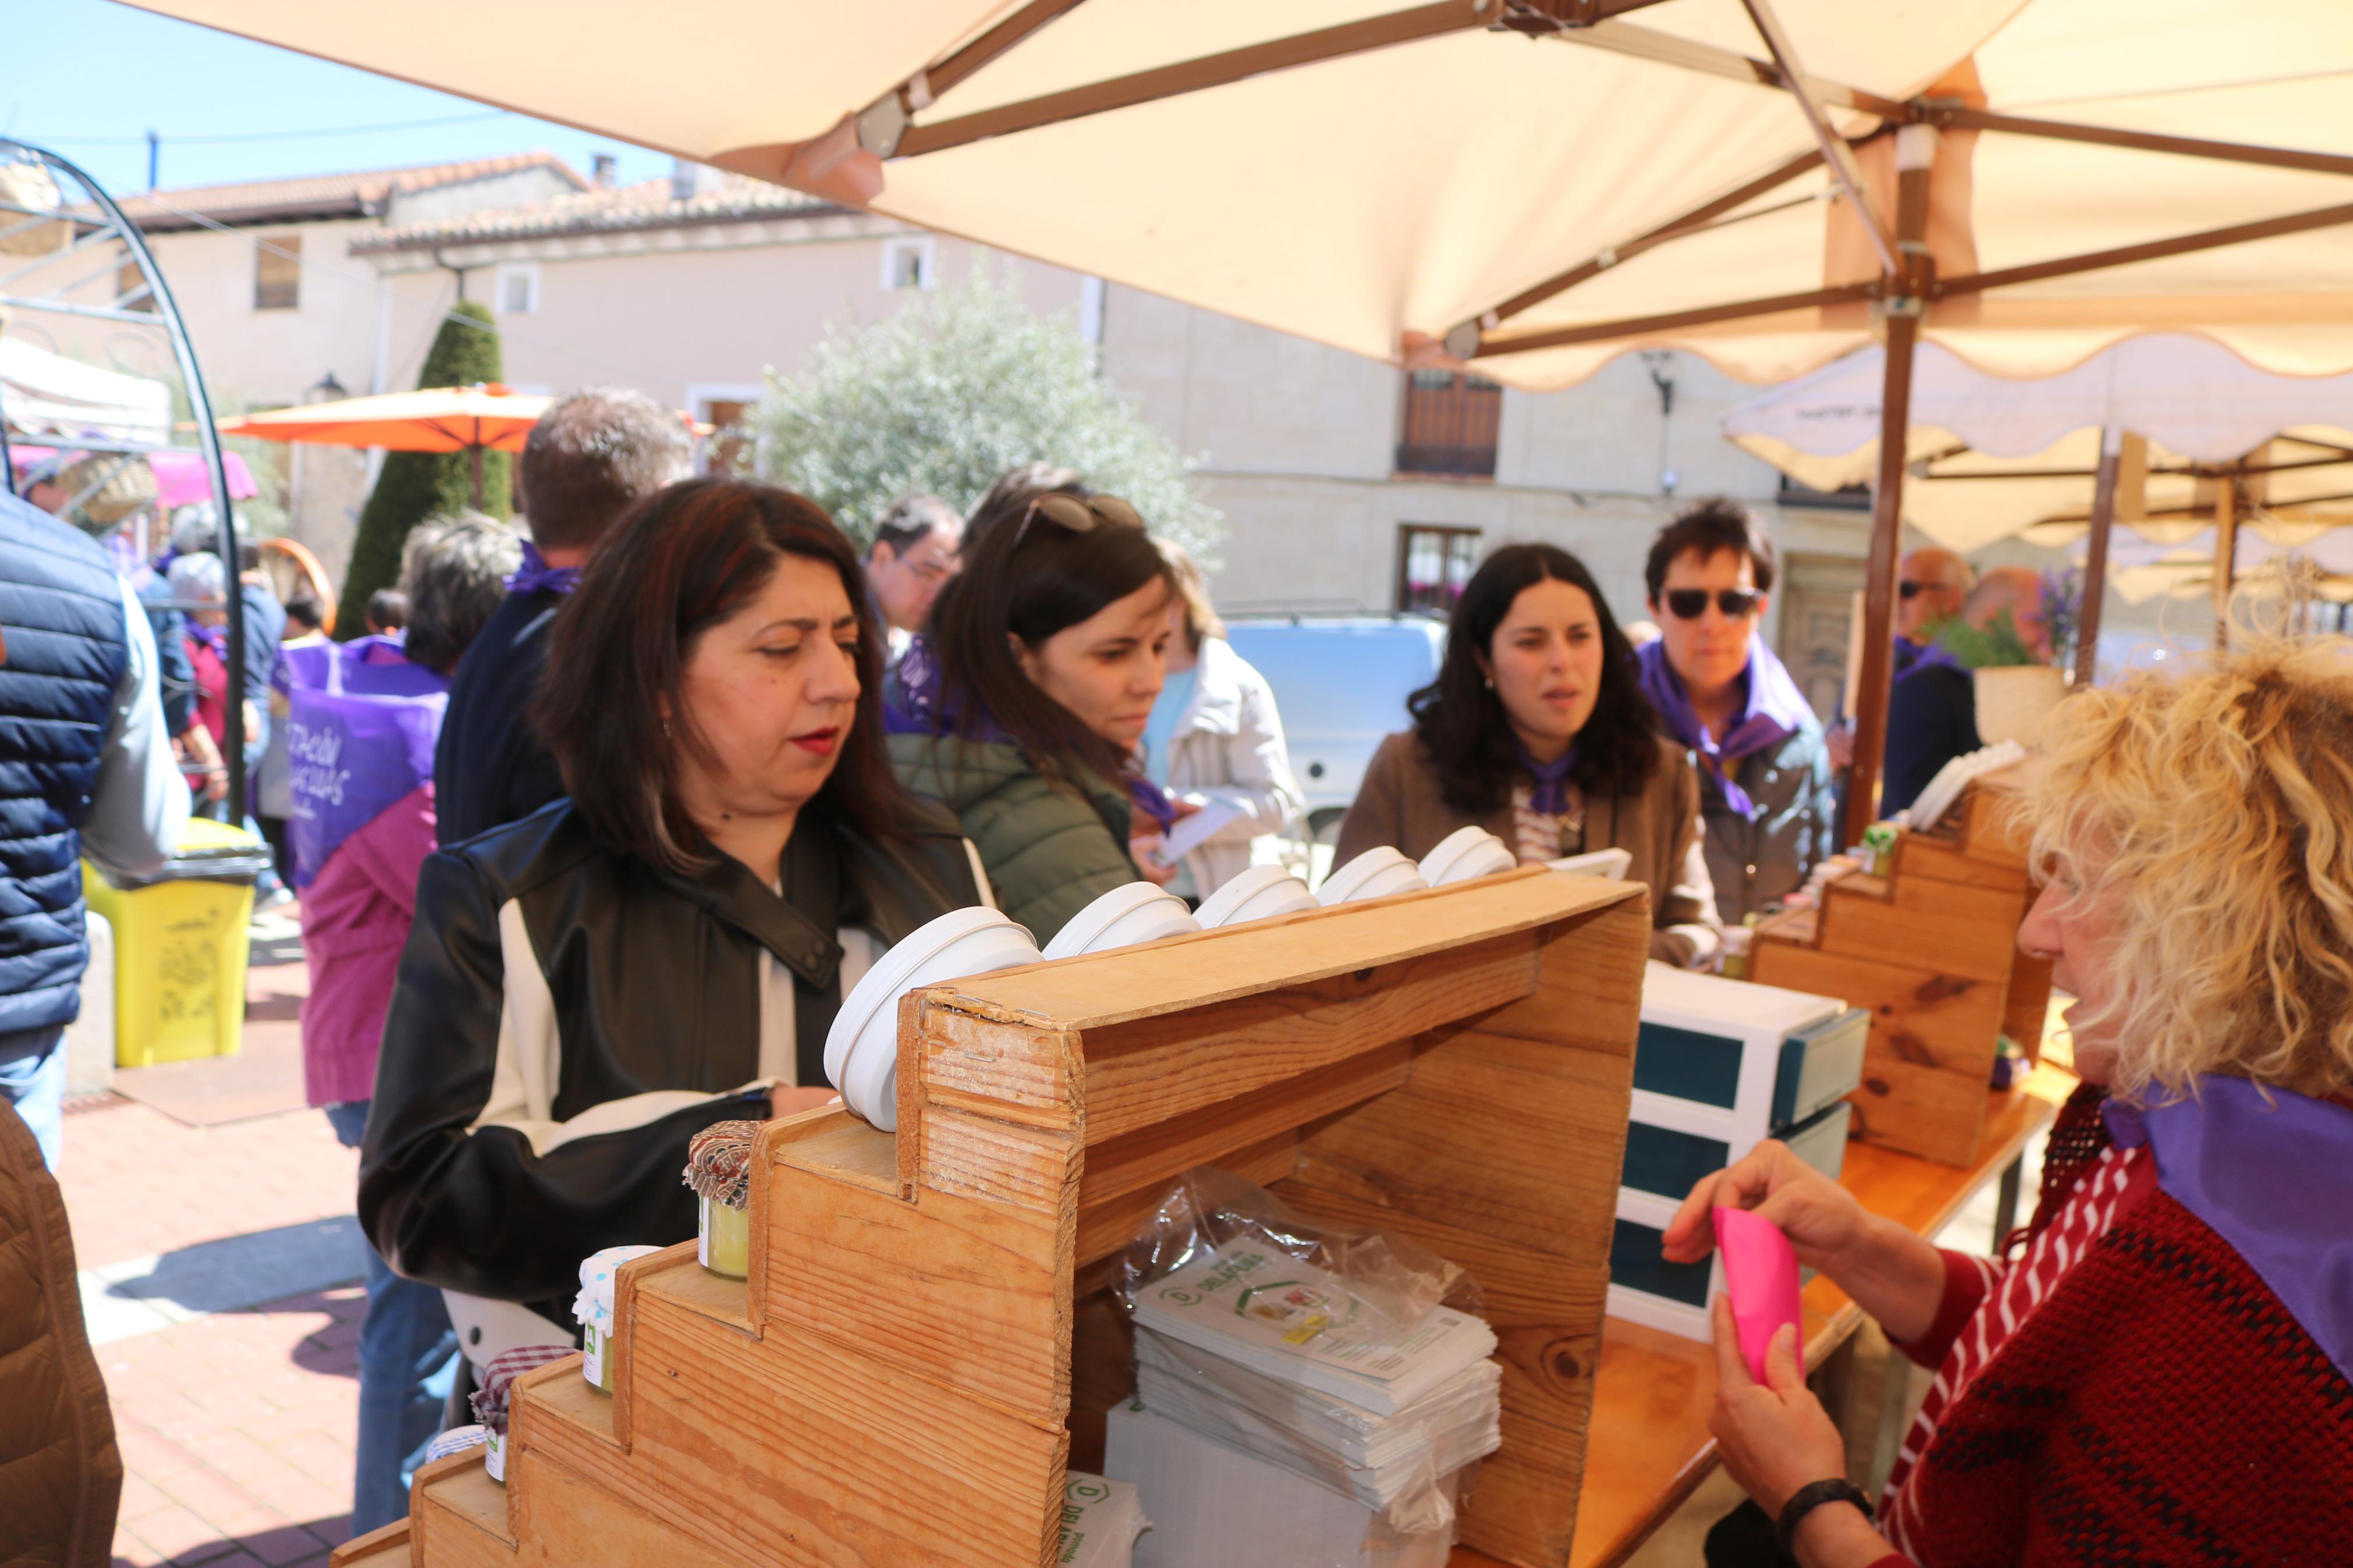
[1337,543,1720,966]
[886,471,1181,945]
[359,480,982,1348]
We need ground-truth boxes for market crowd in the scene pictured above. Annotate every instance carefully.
[3,384,2346,1568]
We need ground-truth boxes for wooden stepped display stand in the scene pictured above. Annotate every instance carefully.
[1748,765,2052,1167]
[332,867,1648,1568]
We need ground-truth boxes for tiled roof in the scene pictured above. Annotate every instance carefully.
[349,172,836,253]
[116,153,587,232]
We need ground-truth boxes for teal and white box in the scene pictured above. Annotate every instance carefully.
[1607,964,1866,1340]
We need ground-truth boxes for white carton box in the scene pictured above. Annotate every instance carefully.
[1106,1401,1458,1568]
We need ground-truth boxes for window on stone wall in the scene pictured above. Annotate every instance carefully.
[496,262,541,316]
[881,235,935,291]
[1396,369,1501,478]
[254,235,300,310]
[1394,523,1481,614]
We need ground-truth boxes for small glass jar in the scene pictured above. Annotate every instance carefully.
[699,1194,751,1279]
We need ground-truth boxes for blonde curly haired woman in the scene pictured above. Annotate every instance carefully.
[1661,640,2353,1567]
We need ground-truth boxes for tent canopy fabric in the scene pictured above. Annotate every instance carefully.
[1722,336,2353,550]
[0,337,173,446]
[218,386,552,453]
[114,0,2353,392]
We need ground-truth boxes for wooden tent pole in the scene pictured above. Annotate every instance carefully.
[2075,425,2123,689]
[2213,468,2239,649]
[1843,129,1935,844]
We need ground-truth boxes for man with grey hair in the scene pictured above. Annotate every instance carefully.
[432,387,689,845]
[864,493,962,659]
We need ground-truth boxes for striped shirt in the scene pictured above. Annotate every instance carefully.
[1880,1142,2156,1556]
[1510,781,1584,865]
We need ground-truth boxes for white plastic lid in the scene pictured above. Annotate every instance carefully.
[826,906,1042,1131]
[1194,865,1317,929]
[825,906,1033,1090]
[1316,846,1429,906]
[1418,826,1516,886]
[1041,881,1197,960]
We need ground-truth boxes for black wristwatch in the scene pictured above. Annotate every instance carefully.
[1777,1477,1875,1555]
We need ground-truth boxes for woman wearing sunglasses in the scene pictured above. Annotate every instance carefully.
[1337,543,1722,967]
[1638,500,1836,927]
[886,473,1183,947]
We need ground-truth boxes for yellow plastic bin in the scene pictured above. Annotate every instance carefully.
[83,817,274,1067]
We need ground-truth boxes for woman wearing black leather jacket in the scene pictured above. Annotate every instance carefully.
[357,481,981,1331]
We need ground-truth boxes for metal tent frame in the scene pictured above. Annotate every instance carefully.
[0,137,249,810]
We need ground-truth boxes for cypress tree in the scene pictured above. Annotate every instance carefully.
[336,299,511,633]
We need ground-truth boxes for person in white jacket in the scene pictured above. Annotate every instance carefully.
[1140,541,1305,898]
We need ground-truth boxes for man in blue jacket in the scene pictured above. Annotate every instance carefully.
[0,491,188,1167]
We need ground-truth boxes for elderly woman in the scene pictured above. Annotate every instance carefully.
[283,513,516,1533]
[361,482,982,1346]
[1666,641,2353,1566]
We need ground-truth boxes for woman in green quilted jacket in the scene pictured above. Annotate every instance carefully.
[883,470,1185,946]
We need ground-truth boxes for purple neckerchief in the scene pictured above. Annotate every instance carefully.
[1516,739,1578,816]
[2103,1076,2353,1383]
[1905,636,1965,677]
[888,634,1178,832]
[505,541,580,597]
[1128,775,1178,834]
[883,634,1010,740]
[188,621,228,662]
[1636,638,1812,817]
[280,634,449,888]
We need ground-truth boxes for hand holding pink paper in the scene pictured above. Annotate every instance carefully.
[1714,1205,1804,1385]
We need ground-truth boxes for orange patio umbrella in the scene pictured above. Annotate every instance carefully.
[220,383,549,507]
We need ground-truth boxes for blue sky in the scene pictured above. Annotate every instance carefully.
[6,0,673,198]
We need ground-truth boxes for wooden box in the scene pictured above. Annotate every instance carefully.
[1749,767,2053,1167]
[333,867,1649,1568]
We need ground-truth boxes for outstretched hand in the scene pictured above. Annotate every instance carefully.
[770,1085,842,1118]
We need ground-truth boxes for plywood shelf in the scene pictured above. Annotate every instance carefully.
[338,867,1649,1568]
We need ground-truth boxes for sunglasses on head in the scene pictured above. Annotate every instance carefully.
[1010,492,1144,553]
[1663,587,1761,620]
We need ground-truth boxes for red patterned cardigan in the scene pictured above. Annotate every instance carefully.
[1861,1086,2353,1567]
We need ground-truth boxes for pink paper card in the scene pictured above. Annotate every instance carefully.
[1715,1205,1804,1384]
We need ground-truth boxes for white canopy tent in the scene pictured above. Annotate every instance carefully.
[1720,333,2353,674]
[111,0,2353,826]
[0,337,173,447]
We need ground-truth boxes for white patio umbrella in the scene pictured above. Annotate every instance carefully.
[1722,333,2353,673]
[113,0,2353,826]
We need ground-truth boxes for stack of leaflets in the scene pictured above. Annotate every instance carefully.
[1124,1245,1502,1516]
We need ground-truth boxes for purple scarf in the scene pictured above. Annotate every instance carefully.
[505,541,580,597]
[1637,638,1813,817]
[188,621,228,663]
[1516,739,1578,816]
[279,635,448,888]
[886,634,1180,832]
[2104,1076,2353,1382]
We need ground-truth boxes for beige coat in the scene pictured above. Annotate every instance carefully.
[1336,730,1723,968]
[1160,637,1304,897]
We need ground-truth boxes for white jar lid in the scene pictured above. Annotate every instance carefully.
[1316,846,1429,906]
[1040,881,1198,960]
[1194,865,1316,929]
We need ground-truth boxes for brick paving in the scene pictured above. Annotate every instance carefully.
[56,929,371,1568]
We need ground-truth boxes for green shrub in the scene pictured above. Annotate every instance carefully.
[336,300,510,634]
[755,266,1222,561]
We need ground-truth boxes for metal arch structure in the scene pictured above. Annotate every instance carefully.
[0,138,248,810]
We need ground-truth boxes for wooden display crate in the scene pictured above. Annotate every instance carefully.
[1748,766,2053,1167]
[332,866,1648,1568]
